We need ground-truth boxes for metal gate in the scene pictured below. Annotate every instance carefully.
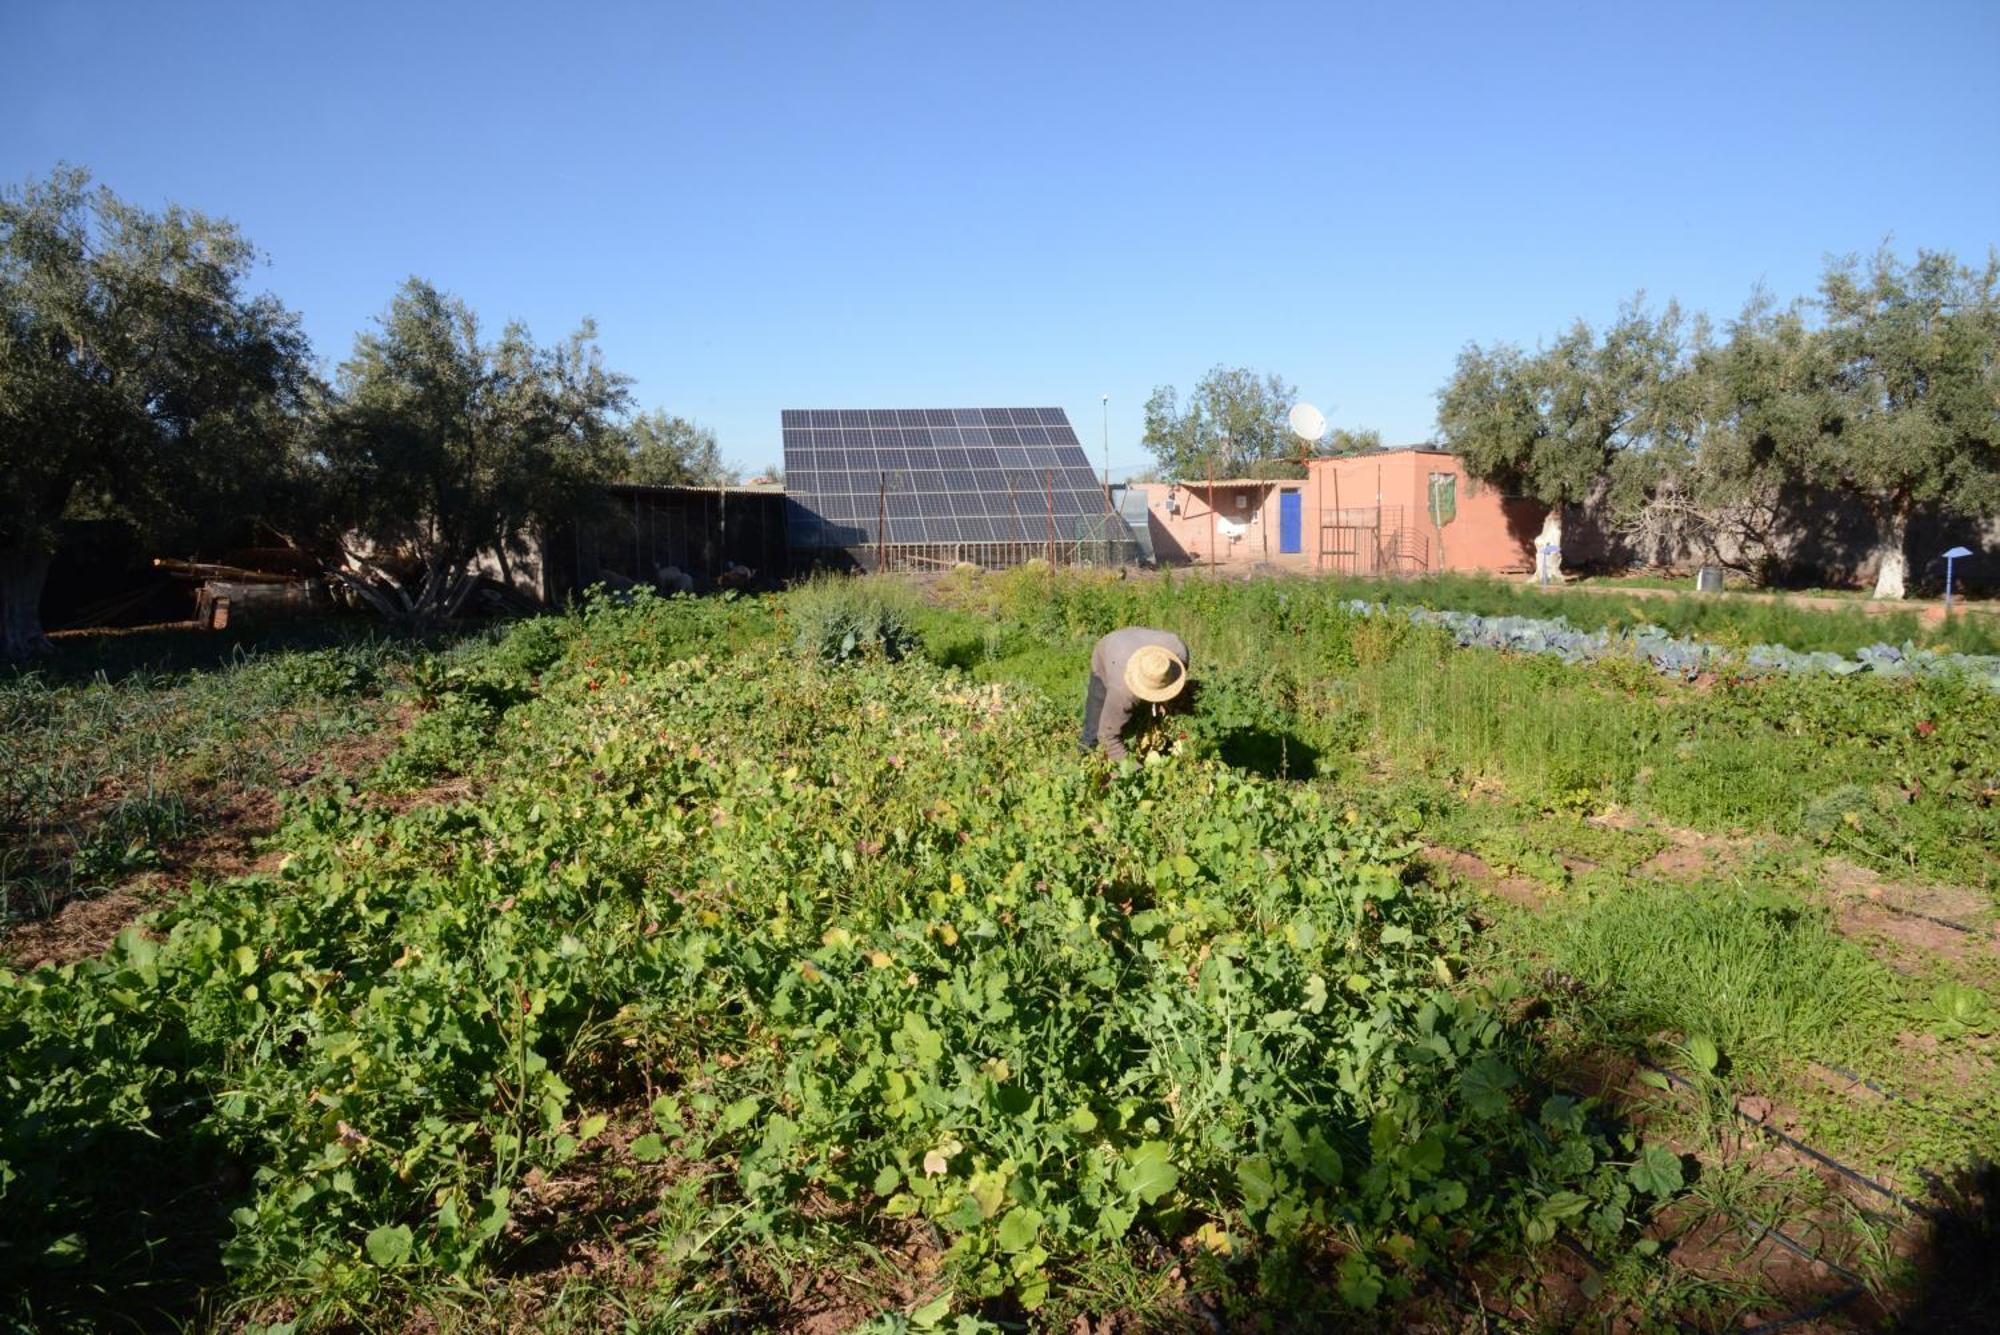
[1318,505,1429,575]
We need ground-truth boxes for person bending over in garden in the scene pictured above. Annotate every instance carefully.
[1080,627,1191,760]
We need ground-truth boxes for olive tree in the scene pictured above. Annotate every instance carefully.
[617,410,738,487]
[311,278,629,623]
[1436,301,1702,578]
[1437,254,2000,595]
[0,167,310,658]
[1619,292,1834,579]
[1810,248,2000,599]
[1142,365,1305,479]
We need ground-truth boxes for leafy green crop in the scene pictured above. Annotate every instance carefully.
[0,593,1671,1327]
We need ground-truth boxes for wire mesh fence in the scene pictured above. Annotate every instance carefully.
[798,513,1143,574]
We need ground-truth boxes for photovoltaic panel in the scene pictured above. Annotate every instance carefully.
[781,408,1122,551]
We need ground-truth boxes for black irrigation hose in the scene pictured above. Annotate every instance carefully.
[1730,1207,1865,1285]
[1736,1285,1867,1335]
[1546,1048,1950,1331]
[1873,897,1984,938]
[1539,1063,1926,1330]
[1565,1206,1868,1335]
[1659,1215,1866,1335]
[1636,1058,1938,1218]
[1812,1059,1906,1104]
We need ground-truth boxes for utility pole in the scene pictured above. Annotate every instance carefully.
[1101,394,1111,489]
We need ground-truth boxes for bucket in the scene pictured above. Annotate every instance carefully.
[1695,567,1725,593]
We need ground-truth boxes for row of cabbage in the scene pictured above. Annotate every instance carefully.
[1346,602,2000,688]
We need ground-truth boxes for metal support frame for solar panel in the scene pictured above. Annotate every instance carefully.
[781,408,1140,572]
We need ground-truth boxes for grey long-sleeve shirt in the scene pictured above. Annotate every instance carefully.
[1083,627,1191,760]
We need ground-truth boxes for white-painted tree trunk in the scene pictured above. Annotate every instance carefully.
[1533,507,1564,584]
[1870,505,1909,601]
[0,549,53,662]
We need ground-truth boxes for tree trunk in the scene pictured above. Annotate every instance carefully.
[1533,506,1565,584]
[1,548,54,662]
[1870,501,1909,600]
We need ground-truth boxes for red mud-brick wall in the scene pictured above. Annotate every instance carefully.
[1304,451,1546,576]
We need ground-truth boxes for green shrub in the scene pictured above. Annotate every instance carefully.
[785,574,920,663]
[253,646,383,701]
[376,692,498,786]
[70,793,192,881]
[480,613,571,683]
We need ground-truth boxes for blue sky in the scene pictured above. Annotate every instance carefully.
[5,0,1997,476]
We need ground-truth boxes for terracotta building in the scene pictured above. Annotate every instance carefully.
[1132,448,1546,576]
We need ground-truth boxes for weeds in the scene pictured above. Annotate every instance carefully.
[2,596,1676,1329]
[6,573,1997,1329]
[0,626,430,928]
[787,573,920,663]
[1520,881,1896,1071]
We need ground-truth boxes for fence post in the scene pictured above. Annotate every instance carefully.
[1208,459,1217,575]
[1045,468,1055,567]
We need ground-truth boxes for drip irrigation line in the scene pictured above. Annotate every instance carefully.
[1570,1207,1866,1335]
[1811,1059,1907,1103]
[1873,898,1982,937]
[1636,1058,1936,1218]
[1558,1232,1609,1273]
[1543,1066,1916,1329]
[1736,1286,1866,1335]
[1729,1208,1865,1285]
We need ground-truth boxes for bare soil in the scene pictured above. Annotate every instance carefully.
[1424,845,1548,909]
[2,714,408,971]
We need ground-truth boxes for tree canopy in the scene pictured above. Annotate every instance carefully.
[1142,366,1308,479]
[1434,251,2000,595]
[310,277,629,622]
[1808,249,2000,595]
[1321,426,1384,456]
[1,166,311,657]
[1438,301,1705,510]
[616,410,738,487]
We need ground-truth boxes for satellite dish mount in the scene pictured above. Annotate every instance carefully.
[1288,402,1328,469]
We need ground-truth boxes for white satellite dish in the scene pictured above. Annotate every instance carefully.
[1289,402,1327,443]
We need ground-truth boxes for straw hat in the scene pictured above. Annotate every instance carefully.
[1124,644,1188,703]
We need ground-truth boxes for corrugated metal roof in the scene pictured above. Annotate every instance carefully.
[1165,477,1300,489]
[604,482,786,498]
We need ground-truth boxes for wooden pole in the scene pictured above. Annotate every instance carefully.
[877,471,887,574]
[1045,467,1055,567]
[1102,447,1115,567]
[1331,467,1341,573]
[1207,459,1217,575]
[1009,475,1023,563]
[1313,465,1324,573]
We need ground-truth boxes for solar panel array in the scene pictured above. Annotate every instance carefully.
[781,407,1111,548]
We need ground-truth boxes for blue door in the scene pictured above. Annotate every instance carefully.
[1279,489,1302,553]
